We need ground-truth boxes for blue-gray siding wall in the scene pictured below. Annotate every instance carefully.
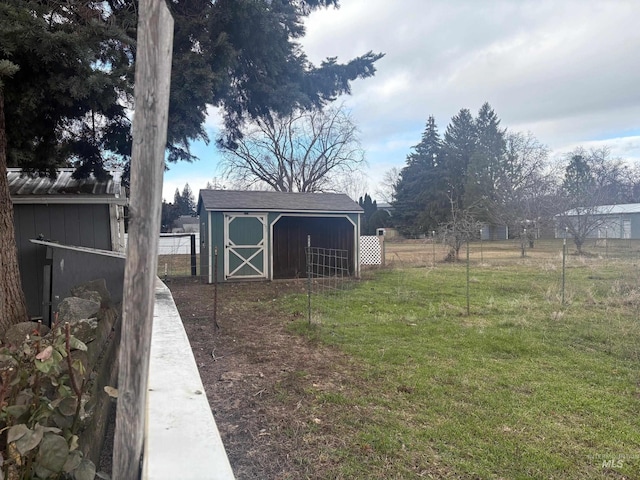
[13,203,112,318]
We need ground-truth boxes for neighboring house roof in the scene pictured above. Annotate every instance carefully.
[174,215,199,227]
[558,203,640,217]
[8,168,126,205]
[198,190,363,214]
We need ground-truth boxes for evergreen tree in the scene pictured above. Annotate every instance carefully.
[180,183,196,215]
[161,201,179,233]
[393,116,444,236]
[464,103,506,221]
[0,0,131,329]
[562,154,595,206]
[173,185,196,217]
[358,193,378,234]
[441,109,476,212]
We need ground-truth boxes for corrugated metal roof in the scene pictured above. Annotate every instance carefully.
[198,190,363,213]
[8,168,125,204]
[559,203,640,216]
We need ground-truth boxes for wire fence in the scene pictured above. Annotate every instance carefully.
[304,238,357,324]
[153,233,640,324]
[299,236,640,324]
[383,237,640,268]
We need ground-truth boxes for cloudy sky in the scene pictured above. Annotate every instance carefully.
[163,0,640,202]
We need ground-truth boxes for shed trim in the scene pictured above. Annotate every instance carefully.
[201,206,362,214]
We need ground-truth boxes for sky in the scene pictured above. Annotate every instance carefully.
[162,0,640,203]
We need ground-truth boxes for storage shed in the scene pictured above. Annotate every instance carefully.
[197,190,363,282]
[8,168,127,318]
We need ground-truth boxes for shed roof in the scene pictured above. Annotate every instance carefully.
[8,168,126,205]
[558,203,640,217]
[198,190,363,214]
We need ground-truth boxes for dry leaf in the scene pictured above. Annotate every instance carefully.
[35,346,53,361]
[104,386,118,398]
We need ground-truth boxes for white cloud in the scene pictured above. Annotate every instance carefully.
[166,0,640,200]
[303,0,640,178]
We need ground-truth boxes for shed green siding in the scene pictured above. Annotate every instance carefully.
[198,206,360,283]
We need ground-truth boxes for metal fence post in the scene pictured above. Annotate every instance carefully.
[466,239,470,316]
[307,235,311,324]
[562,227,567,305]
[190,233,196,276]
[214,246,219,330]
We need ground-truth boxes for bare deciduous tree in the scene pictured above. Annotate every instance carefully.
[376,167,400,204]
[440,193,482,262]
[493,132,551,224]
[332,170,369,202]
[556,147,629,254]
[219,105,365,192]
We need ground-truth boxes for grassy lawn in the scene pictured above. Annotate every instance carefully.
[281,242,640,479]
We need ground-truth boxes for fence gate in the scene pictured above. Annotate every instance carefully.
[224,213,267,280]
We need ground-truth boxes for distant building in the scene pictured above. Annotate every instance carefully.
[172,215,199,233]
[377,202,393,215]
[480,224,509,241]
[555,203,640,239]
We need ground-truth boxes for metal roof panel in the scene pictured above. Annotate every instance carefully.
[559,203,640,216]
[8,168,125,203]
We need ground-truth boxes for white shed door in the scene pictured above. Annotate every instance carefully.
[224,214,267,280]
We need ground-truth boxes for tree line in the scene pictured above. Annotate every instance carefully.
[161,184,196,233]
[390,103,640,255]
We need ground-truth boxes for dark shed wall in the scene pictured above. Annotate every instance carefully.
[13,203,112,318]
[50,247,125,314]
[272,215,355,279]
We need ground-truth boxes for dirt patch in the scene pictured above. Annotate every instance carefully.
[169,279,365,480]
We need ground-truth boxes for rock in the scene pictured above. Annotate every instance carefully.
[68,318,99,345]
[75,289,102,306]
[3,322,51,346]
[71,279,111,306]
[58,297,100,323]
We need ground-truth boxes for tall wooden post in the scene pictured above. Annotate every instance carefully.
[112,1,174,478]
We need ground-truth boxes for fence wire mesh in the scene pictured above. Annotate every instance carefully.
[305,244,355,324]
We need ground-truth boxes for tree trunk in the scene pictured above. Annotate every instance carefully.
[0,89,29,334]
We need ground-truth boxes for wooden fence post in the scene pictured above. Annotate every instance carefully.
[112,1,174,478]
